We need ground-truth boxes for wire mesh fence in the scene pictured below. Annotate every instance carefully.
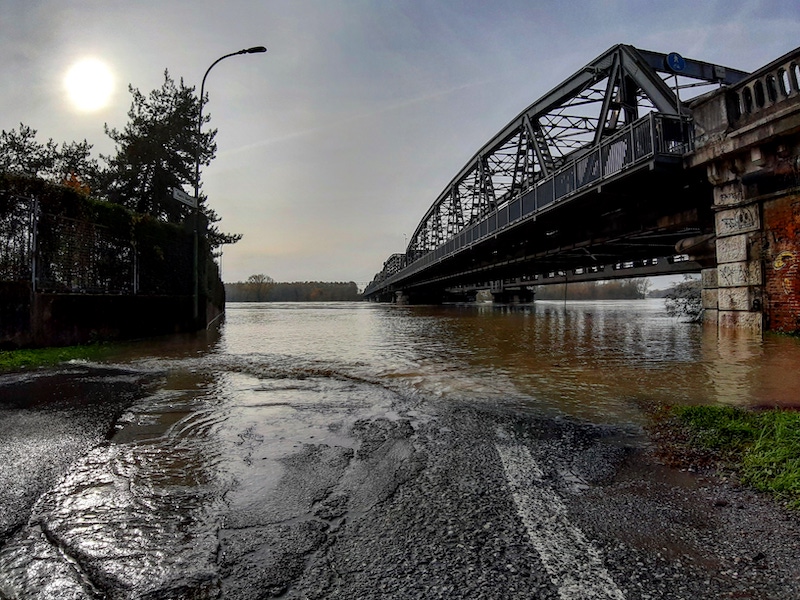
[0,194,35,283]
[34,211,136,294]
[0,191,192,296]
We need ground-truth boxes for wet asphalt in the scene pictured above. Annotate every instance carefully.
[0,365,799,599]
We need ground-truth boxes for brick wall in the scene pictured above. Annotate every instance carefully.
[762,191,800,333]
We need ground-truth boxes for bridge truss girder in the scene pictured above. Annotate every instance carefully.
[404,44,747,261]
[396,162,715,298]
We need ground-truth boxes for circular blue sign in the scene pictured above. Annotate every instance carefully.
[667,52,686,72]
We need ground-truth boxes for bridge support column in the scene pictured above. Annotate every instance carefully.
[491,287,534,304]
[699,151,800,334]
[688,78,800,334]
[394,290,458,304]
[704,177,765,334]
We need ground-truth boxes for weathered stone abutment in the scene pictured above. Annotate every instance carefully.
[687,48,800,334]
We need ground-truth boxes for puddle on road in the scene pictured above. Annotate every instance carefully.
[0,356,405,598]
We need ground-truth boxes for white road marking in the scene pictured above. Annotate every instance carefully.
[496,441,626,600]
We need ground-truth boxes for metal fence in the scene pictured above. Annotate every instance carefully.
[0,195,35,283]
[34,211,136,294]
[0,193,190,295]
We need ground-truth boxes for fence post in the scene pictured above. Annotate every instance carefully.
[30,197,38,293]
[133,243,139,294]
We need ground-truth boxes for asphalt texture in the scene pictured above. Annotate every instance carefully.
[1,367,799,599]
[0,366,157,544]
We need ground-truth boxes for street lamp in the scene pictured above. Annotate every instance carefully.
[192,45,267,324]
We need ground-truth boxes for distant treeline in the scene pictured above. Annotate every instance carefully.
[534,278,650,300]
[225,277,361,302]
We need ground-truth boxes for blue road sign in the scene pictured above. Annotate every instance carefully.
[667,52,686,73]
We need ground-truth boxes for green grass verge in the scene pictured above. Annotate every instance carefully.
[0,345,115,372]
[675,405,800,509]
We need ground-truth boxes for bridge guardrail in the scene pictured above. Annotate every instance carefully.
[726,47,800,126]
[366,112,693,296]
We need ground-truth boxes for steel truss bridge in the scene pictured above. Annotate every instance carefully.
[364,44,749,302]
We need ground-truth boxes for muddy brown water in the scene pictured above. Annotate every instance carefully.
[1,300,799,597]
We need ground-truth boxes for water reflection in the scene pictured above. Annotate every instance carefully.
[216,300,800,423]
[703,326,800,407]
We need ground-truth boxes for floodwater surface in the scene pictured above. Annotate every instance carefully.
[221,300,800,422]
[1,300,799,597]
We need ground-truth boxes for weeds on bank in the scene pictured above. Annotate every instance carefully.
[675,405,800,509]
[0,345,113,372]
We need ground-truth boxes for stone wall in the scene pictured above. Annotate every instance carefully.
[0,283,199,349]
[0,281,227,349]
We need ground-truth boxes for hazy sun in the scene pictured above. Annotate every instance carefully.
[64,58,114,112]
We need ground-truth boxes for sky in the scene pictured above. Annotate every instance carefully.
[2,1,797,286]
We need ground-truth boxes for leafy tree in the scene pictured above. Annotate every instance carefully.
[246,273,274,301]
[52,140,100,193]
[534,278,651,300]
[0,124,99,193]
[101,70,240,248]
[225,279,362,302]
[102,70,211,219]
[0,123,56,178]
[664,276,703,322]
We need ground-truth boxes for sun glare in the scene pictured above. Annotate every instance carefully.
[64,58,114,112]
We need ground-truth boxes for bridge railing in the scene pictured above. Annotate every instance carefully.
[726,47,800,126]
[366,112,692,295]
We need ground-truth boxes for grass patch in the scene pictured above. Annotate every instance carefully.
[0,344,115,372]
[675,405,800,509]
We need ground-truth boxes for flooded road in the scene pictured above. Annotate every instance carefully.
[1,300,800,598]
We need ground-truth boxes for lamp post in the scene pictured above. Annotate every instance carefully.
[192,45,266,324]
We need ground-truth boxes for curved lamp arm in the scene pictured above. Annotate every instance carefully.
[194,46,267,200]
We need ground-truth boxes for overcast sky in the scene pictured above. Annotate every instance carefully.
[2,1,797,285]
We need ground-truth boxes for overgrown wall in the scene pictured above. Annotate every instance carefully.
[1,174,225,348]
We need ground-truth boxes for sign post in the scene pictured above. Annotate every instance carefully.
[172,187,200,326]
[666,52,686,116]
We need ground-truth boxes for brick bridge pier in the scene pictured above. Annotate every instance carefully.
[688,48,800,334]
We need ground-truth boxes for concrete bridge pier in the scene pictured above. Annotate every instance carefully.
[490,285,535,304]
[688,54,800,334]
[702,144,800,333]
[711,152,800,333]
[695,150,800,334]
[699,172,769,333]
[395,289,480,304]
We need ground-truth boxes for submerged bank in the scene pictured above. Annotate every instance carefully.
[1,362,799,598]
[0,345,116,372]
[2,302,800,597]
[648,404,800,510]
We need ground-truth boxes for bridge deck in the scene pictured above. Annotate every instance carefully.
[365,45,749,301]
[367,113,701,297]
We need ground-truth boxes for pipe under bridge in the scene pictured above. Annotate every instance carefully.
[364,44,749,303]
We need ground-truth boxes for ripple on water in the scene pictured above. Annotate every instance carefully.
[0,352,405,598]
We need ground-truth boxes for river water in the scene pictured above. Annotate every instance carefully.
[218,299,800,423]
[1,299,799,598]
